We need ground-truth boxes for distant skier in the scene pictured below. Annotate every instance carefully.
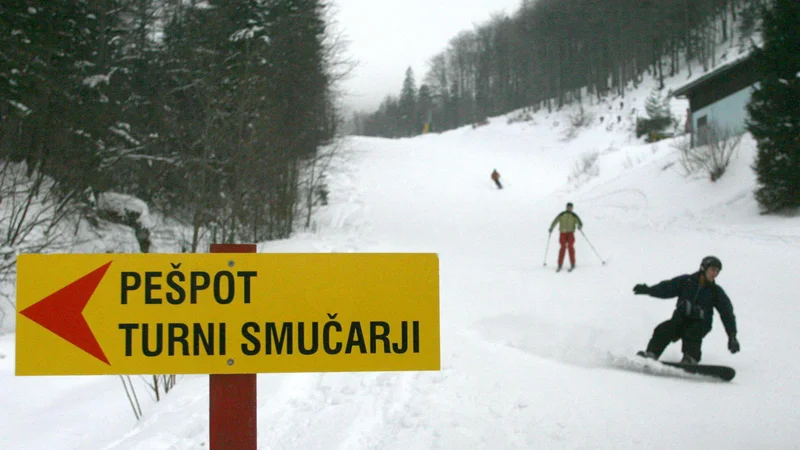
[491,169,503,189]
[548,202,582,271]
[633,256,740,364]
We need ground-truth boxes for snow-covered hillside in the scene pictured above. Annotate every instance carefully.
[1,62,799,449]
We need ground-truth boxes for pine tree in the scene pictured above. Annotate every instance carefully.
[644,88,669,120]
[0,1,127,193]
[158,0,332,242]
[745,0,800,213]
[399,67,418,136]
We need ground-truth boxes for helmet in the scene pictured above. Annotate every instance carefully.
[700,256,722,272]
[566,202,574,208]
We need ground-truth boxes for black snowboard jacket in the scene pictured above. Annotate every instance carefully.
[646,272,737,336]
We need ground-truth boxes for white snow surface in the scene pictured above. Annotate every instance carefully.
[2,80,800,449]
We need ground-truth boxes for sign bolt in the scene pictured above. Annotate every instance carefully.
[227,358,235,366]
[227,260,235,267]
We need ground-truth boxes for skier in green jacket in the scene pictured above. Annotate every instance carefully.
[548,202,583,271]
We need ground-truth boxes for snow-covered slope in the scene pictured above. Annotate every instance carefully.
[2,63,799,450]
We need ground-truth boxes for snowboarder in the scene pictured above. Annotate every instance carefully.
[634,256,740,364]
[491,169,503,189]
[548,202,583,271]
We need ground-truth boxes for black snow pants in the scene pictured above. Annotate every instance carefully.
[646,317,710,362]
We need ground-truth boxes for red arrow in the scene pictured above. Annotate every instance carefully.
[20,261,112,365]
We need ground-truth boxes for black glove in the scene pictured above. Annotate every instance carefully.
[633,284,650,295]
[728,334,740,354]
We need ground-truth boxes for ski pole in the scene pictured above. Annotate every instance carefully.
[579,229,606,265]
[543,231,552,266]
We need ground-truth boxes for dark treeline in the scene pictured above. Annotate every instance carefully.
[355,0,766,138]
[0,0,342,250]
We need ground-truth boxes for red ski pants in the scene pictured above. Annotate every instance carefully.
[558,232,576,267]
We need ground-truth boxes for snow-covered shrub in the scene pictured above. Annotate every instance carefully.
[563,106,594,141]
[0,161,82,330]
[568,151,600,187]
[674,124,743,181]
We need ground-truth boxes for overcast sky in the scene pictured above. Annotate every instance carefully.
[332,0,525,113]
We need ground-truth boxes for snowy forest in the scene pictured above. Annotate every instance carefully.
[0,0,342,253]
[353,0,767,138]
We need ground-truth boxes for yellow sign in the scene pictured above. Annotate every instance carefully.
[16,253,439,376]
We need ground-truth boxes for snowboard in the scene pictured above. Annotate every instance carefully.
[636,351,736,381]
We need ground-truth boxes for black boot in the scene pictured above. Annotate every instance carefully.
[637,350,657,360]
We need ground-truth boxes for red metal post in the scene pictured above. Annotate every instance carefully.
[209,243,258,450]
